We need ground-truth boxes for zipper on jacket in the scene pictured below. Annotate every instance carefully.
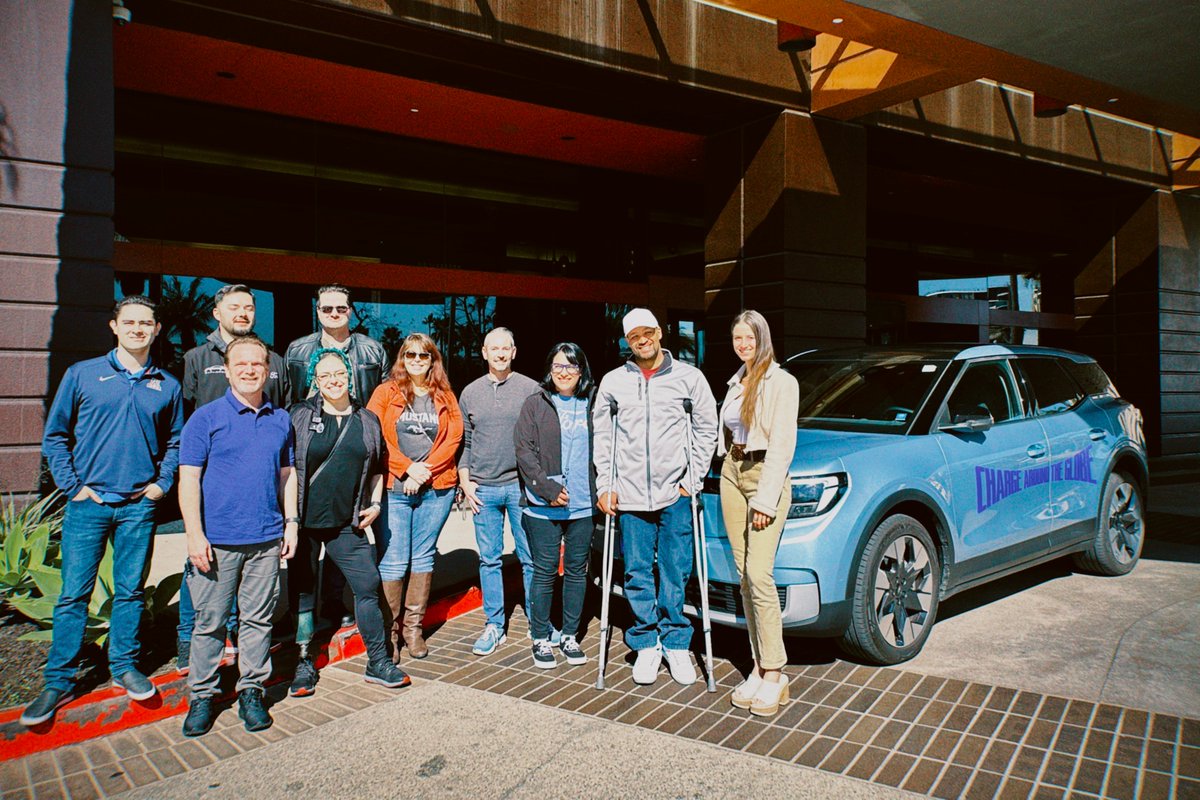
[643,374,652,507]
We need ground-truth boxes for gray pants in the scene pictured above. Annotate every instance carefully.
[186,540,281,699]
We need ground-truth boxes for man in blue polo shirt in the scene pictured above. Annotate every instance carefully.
[21,296,183,728]
[178,334,298,737]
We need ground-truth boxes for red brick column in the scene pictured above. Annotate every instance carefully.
[0,0,115,500]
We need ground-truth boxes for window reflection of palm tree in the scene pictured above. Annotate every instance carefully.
[157,276,214,372]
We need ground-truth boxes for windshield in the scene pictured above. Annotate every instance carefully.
[785,353,950,435]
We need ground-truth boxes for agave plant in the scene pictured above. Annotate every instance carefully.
[0,492,64,601]
[9,542,184,646]
[2,493,182,646]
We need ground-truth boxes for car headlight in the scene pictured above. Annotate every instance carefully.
[787,474,847,519]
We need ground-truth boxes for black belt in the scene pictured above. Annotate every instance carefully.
[729,444,766,462]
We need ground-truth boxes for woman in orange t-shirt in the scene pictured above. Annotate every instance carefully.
[367,333,462,661]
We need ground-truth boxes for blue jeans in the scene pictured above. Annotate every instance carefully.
[44,497,157,692]
[379,486,454,580]
[620,495,694,652]
[177,561,237,642]
[474,481,533,629]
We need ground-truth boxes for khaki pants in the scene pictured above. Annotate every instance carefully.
[720,457,790,671]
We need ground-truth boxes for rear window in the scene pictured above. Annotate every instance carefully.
[1063,360,1119,398]
[1019,357,1084,415]
[786,355,948,435]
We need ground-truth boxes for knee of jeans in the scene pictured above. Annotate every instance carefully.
[410,553,435,574]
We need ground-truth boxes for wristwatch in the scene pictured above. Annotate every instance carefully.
[285,516,300,524]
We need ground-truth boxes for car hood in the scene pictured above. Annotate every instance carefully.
[789,427,900,474]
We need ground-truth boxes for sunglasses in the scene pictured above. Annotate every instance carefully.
[403,351,432,361]
[318,305,350,315]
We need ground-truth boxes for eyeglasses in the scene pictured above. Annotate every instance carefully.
[318,305,350,315]
[403,351,432,361]
[550,364,581,375]
[315,370,348,382]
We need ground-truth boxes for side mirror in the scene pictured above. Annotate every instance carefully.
[940,408,994,433]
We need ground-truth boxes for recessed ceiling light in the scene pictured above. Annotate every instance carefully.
[216,71,235,79]
[832,17,844,24]
[1107,97,1119,103]
[410,107,419,113]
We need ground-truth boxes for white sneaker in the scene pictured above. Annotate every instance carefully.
[631,644,662,685]
[663,648,697,686]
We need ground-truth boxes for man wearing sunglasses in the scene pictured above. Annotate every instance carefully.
[284,284,388,629]
[284,283,387,406]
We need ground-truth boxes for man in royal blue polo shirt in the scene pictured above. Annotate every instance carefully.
[177,335,299,737]
[21,296,183,728]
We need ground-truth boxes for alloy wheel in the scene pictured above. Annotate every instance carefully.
[1107,481,1143,565]
[873,535,935,648]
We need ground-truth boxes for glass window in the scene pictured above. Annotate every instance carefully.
[115,274,278,376]
[1019,358,1085,415]
[1062,360,1118,399]
[945,361,1019,424]
[786,354,949,435]
[919,274,1040,312]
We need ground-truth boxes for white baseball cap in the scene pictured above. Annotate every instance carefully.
[622,308,660,337]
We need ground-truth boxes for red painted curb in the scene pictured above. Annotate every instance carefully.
[0,585,482,761]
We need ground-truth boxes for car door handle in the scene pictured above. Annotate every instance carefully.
[1089,428,1107,441]
[1027,444,1047,459]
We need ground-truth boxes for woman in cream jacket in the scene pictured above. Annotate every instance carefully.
[719,310,799,716]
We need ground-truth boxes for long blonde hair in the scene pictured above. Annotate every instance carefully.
[732,310,775,430]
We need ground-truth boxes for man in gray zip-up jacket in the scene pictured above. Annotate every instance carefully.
[593,308,717,686]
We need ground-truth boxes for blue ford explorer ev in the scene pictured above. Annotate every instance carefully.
[595,344,1148,666]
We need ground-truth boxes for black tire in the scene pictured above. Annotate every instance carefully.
[840,514,941,665]
[1072,471,1144,576]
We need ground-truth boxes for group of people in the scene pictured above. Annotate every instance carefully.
[21,280,802,736]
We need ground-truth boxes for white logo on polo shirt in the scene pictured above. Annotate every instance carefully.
[99,375,117,382]
[204,365,226,375]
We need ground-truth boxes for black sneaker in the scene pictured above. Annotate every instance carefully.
[559,635,588,666]
[531,639,557,669]
[237,688,272,732]
[176,638,190,675]
[364,660,412,689]
[182,696,215,737]
[113,669,157,701]
[19,688,73,727]
[289,656,319,697]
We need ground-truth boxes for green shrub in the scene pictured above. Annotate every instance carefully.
[2,494,183,646]
[0,492,64,601]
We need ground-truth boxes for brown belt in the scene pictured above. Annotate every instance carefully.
[729,444,766,462]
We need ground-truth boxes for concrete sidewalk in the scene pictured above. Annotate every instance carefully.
[120,677,920,800]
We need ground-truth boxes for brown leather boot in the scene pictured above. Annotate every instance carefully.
[402,572,433,659]
[380,579,406,664]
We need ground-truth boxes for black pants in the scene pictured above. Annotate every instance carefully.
[525,515,592,641]
[291,526,387,666]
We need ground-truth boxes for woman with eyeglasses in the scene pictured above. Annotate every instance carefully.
[719,310,799,716]
[513,343,596,669]
[287,348,410,697]
[367,334,463,662]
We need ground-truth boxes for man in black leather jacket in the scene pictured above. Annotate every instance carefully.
[284,283,388,406]
[284,283,389,628]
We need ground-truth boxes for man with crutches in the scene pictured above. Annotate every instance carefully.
[593,308,717,686]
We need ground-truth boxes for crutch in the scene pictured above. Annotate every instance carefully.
[594,401,619,690]
[684,399,717,693]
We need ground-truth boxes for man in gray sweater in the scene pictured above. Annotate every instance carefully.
[458,327,542,656]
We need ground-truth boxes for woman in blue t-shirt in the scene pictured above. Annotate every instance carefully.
[514,343,596,670]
